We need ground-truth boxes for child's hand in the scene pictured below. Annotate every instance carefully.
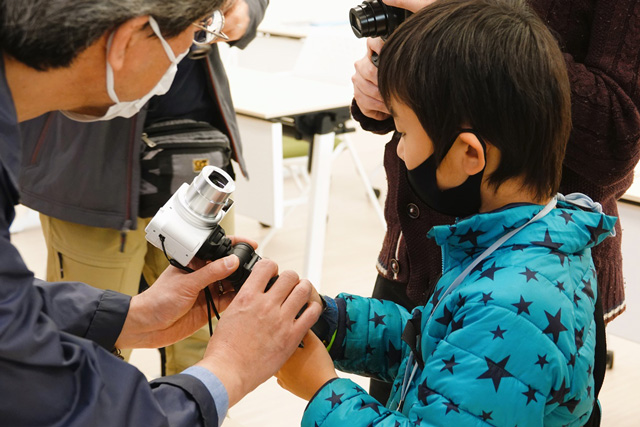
[276,331,338,401]
[352,37,390,121]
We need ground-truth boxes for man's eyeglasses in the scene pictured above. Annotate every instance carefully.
[193,10,229,45]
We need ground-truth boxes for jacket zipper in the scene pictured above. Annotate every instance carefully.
[121,116,138,252]
[57,252,64,279]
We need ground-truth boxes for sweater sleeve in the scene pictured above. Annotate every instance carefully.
[549,0,640,187]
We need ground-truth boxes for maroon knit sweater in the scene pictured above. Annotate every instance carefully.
[353,0,640,322]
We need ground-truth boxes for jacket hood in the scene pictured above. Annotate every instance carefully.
[427,193,617,269]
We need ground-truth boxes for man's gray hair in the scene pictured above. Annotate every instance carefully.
[0,0,222,70]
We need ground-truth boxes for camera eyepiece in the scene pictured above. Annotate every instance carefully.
[184,165,235,222]
[349,0,407,40]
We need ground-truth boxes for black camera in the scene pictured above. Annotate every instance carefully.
[349,0,410,40]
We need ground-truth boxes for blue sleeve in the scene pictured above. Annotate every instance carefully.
[330,293,414,383]
[182,366,229,426]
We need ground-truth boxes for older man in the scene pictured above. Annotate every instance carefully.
[0,1,321,426]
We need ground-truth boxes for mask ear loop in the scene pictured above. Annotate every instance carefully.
[147,16,178,63]
[105,32,120,104]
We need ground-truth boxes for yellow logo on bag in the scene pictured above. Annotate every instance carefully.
[193,159,209,172]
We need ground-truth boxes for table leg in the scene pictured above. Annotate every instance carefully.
[303,131,335,289]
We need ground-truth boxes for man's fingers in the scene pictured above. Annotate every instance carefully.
[187,255,239,292]
[228,234,259,249]
[239,259,279,294]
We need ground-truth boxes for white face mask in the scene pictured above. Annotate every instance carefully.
[62,16,188,122]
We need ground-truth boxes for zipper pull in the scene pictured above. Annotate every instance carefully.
[141,132,157,148]
[120,220,133,253]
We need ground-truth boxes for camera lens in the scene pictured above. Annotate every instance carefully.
[184,166,235,220]
[349,0,405,40]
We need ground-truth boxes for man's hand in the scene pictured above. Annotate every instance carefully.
[351,1,438,121]
[196,260,322,407]
[352,37,390,121]
[276,331,338,401]
[221,0,250,42]
[115,254,241,349]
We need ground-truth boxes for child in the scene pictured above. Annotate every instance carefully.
[275,0,616,425]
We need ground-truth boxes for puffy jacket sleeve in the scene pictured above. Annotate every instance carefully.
[329,293,413,383]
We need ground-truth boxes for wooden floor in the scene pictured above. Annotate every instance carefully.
[11,125,640,426]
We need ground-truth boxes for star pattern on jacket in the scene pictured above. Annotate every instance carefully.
[457,227,485,246]
[435,305,453,326]
[369,313,386,328]
[481,411,493,421]
[443,399,460,415]
[556,281,565,292]
[388,341,402,368]
[548,380,570,406]
[543,309,568,343]
[441,355,459,374]
[326,391,344,408]
[477,356,514,391]
[490,325,507,340]
[585,217,609,245]
[451,315,465,332]
[575,328,585,350]
[345,313,356,332]
[581,279,595,300]
[357,399,381,415]
[512,296,533,315]
[523,385,538,405]
[481,292,494,305]
[520,267,539,282]
[417,378,436,405]
[509,243,528,252]
[535,354,549,369]
[559,211,575,224]
[531,230,563,250]
[479,262,504,280]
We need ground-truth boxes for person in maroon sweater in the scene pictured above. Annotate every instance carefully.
[352,0,640,401]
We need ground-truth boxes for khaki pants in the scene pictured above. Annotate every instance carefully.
[40,209,235,375]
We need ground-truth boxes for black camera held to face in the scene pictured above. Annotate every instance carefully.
[349,0,410,41]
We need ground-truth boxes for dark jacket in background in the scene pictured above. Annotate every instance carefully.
[355,0,640,322]
[18,0,268,234]
[0,56,222,426]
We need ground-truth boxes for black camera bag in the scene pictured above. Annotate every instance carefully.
[139,118,231,218]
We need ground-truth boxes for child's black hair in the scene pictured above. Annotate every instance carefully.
[378,0,571,199]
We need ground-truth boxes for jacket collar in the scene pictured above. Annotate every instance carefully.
[427,196,617,270]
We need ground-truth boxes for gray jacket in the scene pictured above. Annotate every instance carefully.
[18,0,268,233]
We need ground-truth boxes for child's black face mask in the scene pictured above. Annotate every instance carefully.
[406,130,487,218]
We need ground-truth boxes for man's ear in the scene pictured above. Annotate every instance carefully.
[107,15,151,71]
[457,132,486,176]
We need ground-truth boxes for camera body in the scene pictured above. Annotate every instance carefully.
[349,0,410,40]
[146,166,266,291]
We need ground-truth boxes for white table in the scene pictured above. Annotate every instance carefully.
[226,67,354,287]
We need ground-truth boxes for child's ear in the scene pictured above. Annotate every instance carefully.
[107,15,151,71]
[457,132,486,176]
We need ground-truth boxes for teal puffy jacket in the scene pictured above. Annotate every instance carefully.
[305,197,616,426]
